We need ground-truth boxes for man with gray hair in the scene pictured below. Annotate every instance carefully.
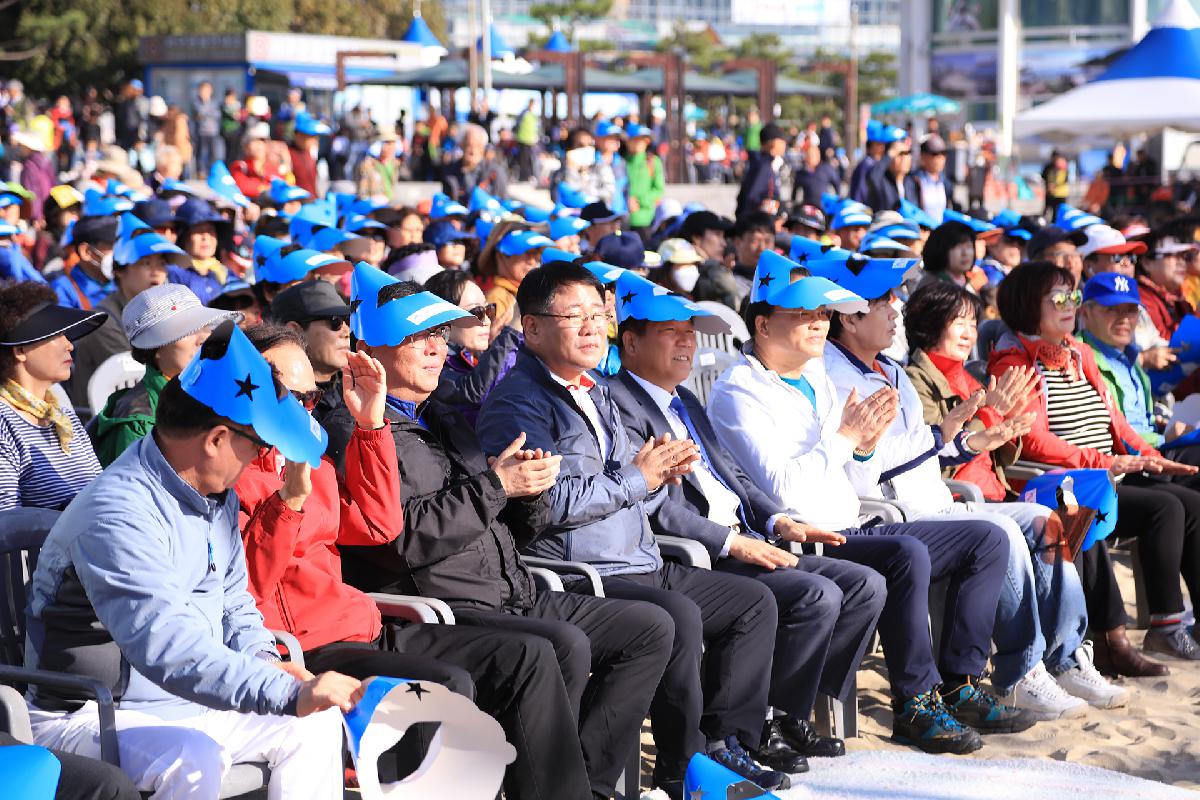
[442,122,509,204]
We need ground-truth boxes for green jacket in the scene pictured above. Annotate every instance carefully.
[90,366,168,467]
[1080,332,1161,447]
[626,152,665,229]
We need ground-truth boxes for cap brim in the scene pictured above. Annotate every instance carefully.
[130,306,242,349]
[1097,241,1148,255]
[0,305,108,346]
[1087,293,1141,307]
[767,276,869,314]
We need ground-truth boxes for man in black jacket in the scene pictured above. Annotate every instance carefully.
[333,274,672,800]
[735,123,788,219]
[865,137,913,213]
[606,273,885,769]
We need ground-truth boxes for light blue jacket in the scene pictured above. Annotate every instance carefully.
[26,432,300,719]
[476,349,662,576]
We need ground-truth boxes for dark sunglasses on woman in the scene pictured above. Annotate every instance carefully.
[466,303,498,323]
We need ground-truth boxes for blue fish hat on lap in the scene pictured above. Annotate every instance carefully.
[177,320,328,466]
[614,270,731,335]
[751,249,869,314]
[349,261,481,347]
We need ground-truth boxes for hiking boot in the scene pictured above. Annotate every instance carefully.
[753,719,809,774]
[1144,625,1200,661]
[891,690,983,754]
[710,737,791,792]
[942,677,1037,734]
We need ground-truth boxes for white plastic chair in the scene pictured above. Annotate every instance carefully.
[86,352,145,414]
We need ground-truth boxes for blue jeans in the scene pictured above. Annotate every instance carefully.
[935,501,1088,691]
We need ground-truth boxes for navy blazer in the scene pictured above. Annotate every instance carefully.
[735,151,780,219]
[607,369,782,559]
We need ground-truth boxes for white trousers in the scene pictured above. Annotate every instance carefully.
[29,702,343,800]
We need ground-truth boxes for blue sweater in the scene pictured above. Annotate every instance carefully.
[26,432,299,718]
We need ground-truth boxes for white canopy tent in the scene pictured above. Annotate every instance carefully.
[1015,0,1200,140]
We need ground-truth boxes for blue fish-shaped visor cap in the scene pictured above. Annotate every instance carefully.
[614,270,730,335]
[751,250,869,314]
[349,261,482,347]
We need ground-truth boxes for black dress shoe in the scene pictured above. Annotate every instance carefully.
[753,719,810,774]
[778,716,846,758]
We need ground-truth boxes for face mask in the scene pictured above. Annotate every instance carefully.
[567,146,595,169]
[673,264,700,293]
[99,251,114,280]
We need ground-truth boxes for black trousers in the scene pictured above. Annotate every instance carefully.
[592,562,777,779]
[826,519,1009,699]
[1080,478,1200,625]
[456,592,672,797]
[305,623,592,800]
[0,731,139,800]
[718,554,886,719]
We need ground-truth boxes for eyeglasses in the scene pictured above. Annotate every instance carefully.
[532,311,609,328]
[465,303,497,323]
[401,324,451,348]
[1047,289,1083,310]
[774,308,833,323]
[290,388,324,410]
[229,425,271,451]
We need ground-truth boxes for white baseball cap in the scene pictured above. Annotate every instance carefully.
[657,238,704,266]
[1155,235,1199,256]
[1077,224,1148,258]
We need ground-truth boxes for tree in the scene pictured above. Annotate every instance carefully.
[528,0,612,43]
[655,22,729,73]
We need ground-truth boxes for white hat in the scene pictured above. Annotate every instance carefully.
[1078,225,1148,258]
[244,121,271,142]
[657,238,703,266]
[148,96,168,117]
[123,283,241,349]
[1154,235,1199,256]
[11,130,47,153]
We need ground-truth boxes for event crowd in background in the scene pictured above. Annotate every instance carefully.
[3,79,1200,800]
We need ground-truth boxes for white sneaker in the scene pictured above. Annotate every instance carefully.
[1004,661,1088,720]
[1056,642,1129,709]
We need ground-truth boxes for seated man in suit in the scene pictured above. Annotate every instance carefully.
[707,251,1035,754]
[606,270,885,769]
[329,263,673,800]
[476,262,794,798]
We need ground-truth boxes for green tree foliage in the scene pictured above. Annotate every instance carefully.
[4,0,448,97]
[528,0,612,42]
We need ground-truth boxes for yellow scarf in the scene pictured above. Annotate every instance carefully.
[0,379,74,453]
[190,257,229,285]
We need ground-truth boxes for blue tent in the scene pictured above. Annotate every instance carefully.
[544,30,573,53]
[477,22,515,59]
[1016,0,1200,138]
[872,93,961,118]
[402,14,446,52]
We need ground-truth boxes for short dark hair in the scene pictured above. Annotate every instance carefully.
[377,279,422,306]
[616,316,651,354]
[424,269,473,305]
[731,212,775,240]
[922,221,976,276]
[155,377,229,437]
[903,281,984,354]
[242,322,307,354]
[253,214,290,239]
[129,346,157,367]
[515,262,604,317]
[997,261,1074,336]
[0,280,58,380]
[743,299,774,340]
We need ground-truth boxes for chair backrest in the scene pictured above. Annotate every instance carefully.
[0,509,60,668]
[692,301,751,350]
[86,352,145,415]
[682,348,738,407]
[974,318,1008,360]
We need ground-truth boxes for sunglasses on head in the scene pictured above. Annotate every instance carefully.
[465,303,497,322]
[1048,289,1083,310]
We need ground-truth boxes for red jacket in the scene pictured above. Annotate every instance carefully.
[288,144,318,197]
[988,333,1161,470]
[229,158,286,200]
[1137,275,1193,341]
[235,425,402,652]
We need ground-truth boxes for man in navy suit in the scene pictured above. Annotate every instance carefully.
[735,123,787,220]
[605,271,886,767]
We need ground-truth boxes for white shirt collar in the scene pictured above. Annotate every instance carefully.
[625,371,676,417]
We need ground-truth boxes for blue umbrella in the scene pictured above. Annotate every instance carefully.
[872,93,962,118]
[402,14,446,52]
[544,30,572,53]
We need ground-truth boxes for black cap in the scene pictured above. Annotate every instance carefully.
[594,231,647,270]
[580,201,622,223]
[678,210,733,241]
[269,279,350,324]
[70,215,118,246]
[760,122,786,145]
[787,204,826,232]
[1027,225,1088,259]
[0,302,107,346]
[920,135,947,155]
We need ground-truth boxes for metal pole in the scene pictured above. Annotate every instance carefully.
[997,0,1019,158]
[846,3,860,157]
[482,0,493,100]
[468,0,479,104]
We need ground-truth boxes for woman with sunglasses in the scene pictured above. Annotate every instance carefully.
[425,269,521,427]
[991,261,1200,668]
[1135,231,1196,341]
[92,283,240,466]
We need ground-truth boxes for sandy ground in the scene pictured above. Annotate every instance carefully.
[846,552,1200,791]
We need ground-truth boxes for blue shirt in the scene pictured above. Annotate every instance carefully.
[50,267,114,310]
[1088,334,1156,442]
[0,243,44,284]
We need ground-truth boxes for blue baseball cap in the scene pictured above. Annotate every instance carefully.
[541,247,578,264]
[556,183,594,209]
[595,120,624,139]
[942,209,1000,239]
[469,186,507,218]
[866,120,907,144]
[268,178,311,206]
[550,216,590,241]
[614,270,729,335]
[751,250,868,313]
[342,213,387,234]
[594,231,647,269]
[293,113,331,137]
[0,194,20,210]
[990,209,1032,241]
[521,204,553,223]
[430,193,470,220]
[1082,272,1141,307]
[831,205,872,230]
[289,200,339,245]
[349,261,480,347]
[157,178,195,197]
[259,243,351,284]
[178,321,328,466]
[625,123,653,139]
[132,199,178,230]
[475,217,495,242]
[870,221,922,242]
[208,161,251,208]
[859,234,914,254]
[82,187,133,216]
[497,229,553,257]
[424,219,474,248]
[0,221,18,237]
[308,226,371,263]
[113,213,190,268]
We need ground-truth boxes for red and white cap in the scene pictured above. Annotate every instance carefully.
[1077,224,1148,258]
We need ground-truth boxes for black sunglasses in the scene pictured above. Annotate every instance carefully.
[291,388,325,410]
[305,316,346,332]
[465,303,497,323]
[229,425,271,450]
